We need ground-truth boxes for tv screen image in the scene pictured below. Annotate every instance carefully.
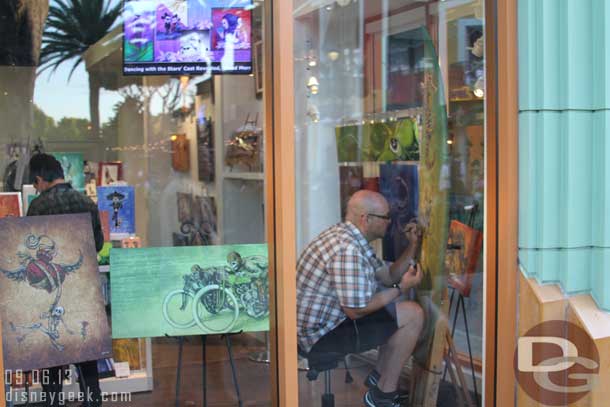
[123,0,253,76]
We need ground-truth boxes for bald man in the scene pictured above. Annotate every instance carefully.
[297,190,423,407]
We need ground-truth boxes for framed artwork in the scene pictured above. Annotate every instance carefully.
[335,118,419,163]
[51,152,85,191]
[97,186,136,236]
[110,244,269,338]
[171,133,190,172]
[0,192,23,218]
[0,214,112,371]
[98,162,123,186]
[254,41,263,96]
[386,28,425,110]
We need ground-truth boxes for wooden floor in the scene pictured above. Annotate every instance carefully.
[42,334,471,406]
[94,334,375,406]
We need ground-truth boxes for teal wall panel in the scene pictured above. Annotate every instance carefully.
[518,0,610,311]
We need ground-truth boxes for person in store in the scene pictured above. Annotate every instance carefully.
[297,189,424,407]
[27,153,105,407]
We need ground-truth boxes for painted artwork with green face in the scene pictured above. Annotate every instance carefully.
[335,117,419,163]
[51,152,85,191]
[110,244,269,338]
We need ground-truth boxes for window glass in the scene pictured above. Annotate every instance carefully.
[1,1,272,405]
[292,1,485,405]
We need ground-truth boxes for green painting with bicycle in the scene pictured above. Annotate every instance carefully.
[110,244,269,338]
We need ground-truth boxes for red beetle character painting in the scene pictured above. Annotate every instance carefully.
[0,234,85,351]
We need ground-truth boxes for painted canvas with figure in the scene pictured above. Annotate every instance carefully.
[0,214,112,371]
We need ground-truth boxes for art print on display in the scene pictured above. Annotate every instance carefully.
[111,244,269,338]
[98,162,123,186]
[380,164,419,262]
[51,152,85,191]
[0,192,23,218]
[176,193,217,246]
[445,220,482,297]
[386,28,425,110]
[335,118,419,163]
[97,186,136,236]
[0,214,112,371]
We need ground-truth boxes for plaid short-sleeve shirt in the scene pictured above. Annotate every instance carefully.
[296,222,384,352]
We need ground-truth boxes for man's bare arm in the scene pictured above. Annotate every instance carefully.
[343,264,422,319]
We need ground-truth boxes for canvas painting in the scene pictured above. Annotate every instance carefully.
[176,193,217,246]
[51,153,85,191]
[0,192,23,218]
[97,186,136,236]
[339,166,363,218]
[380,164,419,262]
[0,214,112,371]
[335,118,419,163]
[98,162,123,186]
[445,220,483,297]
[111,244,269,338]
[112,338,141,370]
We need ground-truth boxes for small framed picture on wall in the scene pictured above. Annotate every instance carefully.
[98,162,123,186]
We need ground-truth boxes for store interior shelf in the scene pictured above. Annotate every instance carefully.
[222,171,264,181]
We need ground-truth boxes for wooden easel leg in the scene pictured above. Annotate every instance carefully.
[411,297,447,407]
[445,331,475,407]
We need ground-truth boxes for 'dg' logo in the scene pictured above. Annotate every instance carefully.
[514,320,599,405]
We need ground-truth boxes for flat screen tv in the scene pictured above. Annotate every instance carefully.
[123,0,253,76]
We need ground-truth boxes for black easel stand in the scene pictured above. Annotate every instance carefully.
[173,333,243,407]
[442,202,480,406]
[76,364,91,407]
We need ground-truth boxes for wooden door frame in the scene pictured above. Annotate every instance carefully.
[267,0,519,406]
[484,0,519,406]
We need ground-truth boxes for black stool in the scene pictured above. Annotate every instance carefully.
[299,347,348,407]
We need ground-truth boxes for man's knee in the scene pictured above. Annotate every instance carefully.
[396,301,424,331]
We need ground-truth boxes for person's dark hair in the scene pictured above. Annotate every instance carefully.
[469,29,483,47]
[29,153,64,183]
[222,13,238,34]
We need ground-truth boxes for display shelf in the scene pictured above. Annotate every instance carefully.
[222,171,264,181]
[10,338,153,405]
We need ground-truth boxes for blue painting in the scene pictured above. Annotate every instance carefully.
[380,164,419,261]
[97,186,135,236]
[51,152,85,192]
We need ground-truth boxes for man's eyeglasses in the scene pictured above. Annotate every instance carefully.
[367,213,391,221]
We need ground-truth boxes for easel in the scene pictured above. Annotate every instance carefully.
[443,203,481,405]
[172,333,243,407]
[410,298,476,407]
[411,204,480,407]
